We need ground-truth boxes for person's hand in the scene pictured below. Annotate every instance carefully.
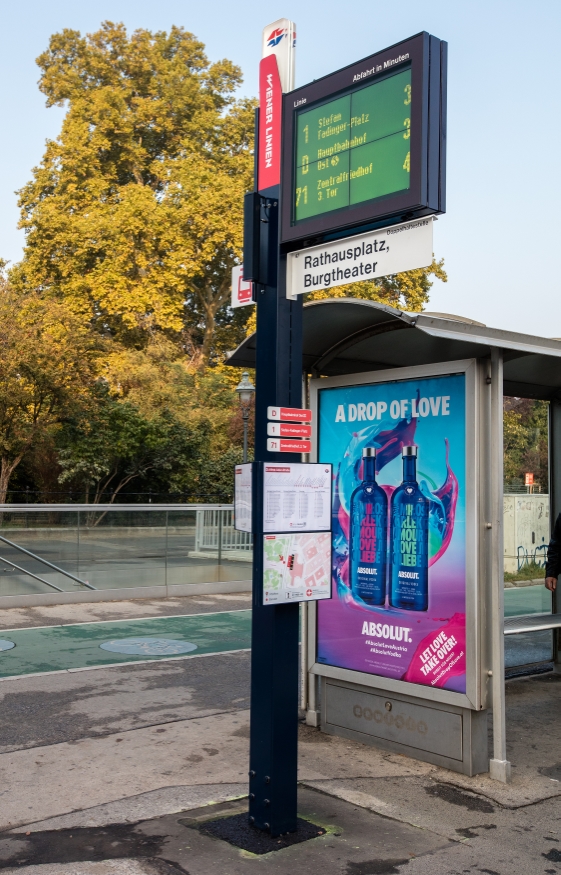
[545,577,557,592]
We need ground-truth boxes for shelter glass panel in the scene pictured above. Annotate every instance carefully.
[503,397,553,669]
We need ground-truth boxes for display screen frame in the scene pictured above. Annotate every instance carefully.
[280,32,447,246]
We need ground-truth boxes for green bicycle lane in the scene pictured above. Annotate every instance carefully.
[0,610,252,678]
[0,588,548,680]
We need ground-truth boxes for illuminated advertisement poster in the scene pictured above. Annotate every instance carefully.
[316,372,466,693]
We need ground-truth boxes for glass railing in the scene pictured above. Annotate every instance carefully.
[0,505,252,597]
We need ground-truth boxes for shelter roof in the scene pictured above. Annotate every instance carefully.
[226,298,561,399]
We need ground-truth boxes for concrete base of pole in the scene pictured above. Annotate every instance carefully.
[305,709,320,727]
[489,758,512,783]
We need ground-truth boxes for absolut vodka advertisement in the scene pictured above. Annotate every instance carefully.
[316,372,466,693]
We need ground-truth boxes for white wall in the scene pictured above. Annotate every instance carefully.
[503,495,550,574]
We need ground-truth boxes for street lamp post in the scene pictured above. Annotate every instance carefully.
[235,372,255,463]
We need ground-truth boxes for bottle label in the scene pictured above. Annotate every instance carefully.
[359,502,379,564]
[392,501,429,605]
[352,499,387,602]
[399,503,422,567]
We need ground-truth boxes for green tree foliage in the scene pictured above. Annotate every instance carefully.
[14,22,255,368]
[58,385,206,504]
[303,258,447,312]
[6,22,450,506]
[0,274,96,503]
[80,338,247,500]
[503,398,549,491]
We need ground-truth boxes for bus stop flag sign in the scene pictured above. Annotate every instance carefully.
[266,406,312,453]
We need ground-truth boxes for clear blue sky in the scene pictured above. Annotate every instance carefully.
[1,0,560,336]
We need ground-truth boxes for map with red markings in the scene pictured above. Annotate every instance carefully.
[262,532,332,604]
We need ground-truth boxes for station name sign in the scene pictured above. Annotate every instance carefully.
[287,217,433,299]
[281,32,447,246]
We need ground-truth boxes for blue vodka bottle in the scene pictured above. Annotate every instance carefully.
[389,446,429,611]
[349,447,388,606]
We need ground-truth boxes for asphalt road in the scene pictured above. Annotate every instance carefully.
[0,594,560,874]
[0,650,252,754]
[0,655,560,875]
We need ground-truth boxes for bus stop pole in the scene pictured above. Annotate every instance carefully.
[489,348,511,783]
[247,193,304,835]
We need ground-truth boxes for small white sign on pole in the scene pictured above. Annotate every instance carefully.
[287,216,434,300]
[231,264,254,309]
[234,463,253,532]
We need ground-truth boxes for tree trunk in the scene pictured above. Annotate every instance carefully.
[0,455,23,505]
[0,455,24,525]
[199,279,230,371]
[200,307,216,372]
[90,471,144,527]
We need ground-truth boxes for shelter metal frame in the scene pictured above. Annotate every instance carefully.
[227,298,561,782]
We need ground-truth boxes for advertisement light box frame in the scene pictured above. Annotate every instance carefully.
[281,32,447,246]
[308,359,482,712]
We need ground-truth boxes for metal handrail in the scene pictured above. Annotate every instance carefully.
[0,535,95,590]
[0,555,64,593]
[504,612,561,635]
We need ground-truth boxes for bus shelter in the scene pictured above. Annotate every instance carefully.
[227,299,561,783]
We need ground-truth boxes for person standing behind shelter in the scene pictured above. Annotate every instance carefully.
[545,513,561,592]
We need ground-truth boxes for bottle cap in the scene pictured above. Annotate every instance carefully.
[362,447,376,458]
[402,445,417,457]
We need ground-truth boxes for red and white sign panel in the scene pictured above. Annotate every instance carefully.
[267,438,312,454]
[267,406,312,422]
[231,264,254,309]
[258,54,282,191]
[267,422,312,438]
[525,472,534,486]
[261,18,296,92]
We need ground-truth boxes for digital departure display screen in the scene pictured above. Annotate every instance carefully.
[281,33,446,245]
[293,68,412,224]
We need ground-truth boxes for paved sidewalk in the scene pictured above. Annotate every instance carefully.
[0,593,252,630]
[0,595,559,875]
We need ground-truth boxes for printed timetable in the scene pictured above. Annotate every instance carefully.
[293,68,412,223]
[263,463,332,534]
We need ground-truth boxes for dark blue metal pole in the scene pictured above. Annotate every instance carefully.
[248,191,303,836]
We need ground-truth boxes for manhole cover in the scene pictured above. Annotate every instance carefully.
[99,637,198,656]
[0,640,15,652]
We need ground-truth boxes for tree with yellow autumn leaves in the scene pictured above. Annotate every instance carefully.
[4,22,448,503]
[13,21,255,367]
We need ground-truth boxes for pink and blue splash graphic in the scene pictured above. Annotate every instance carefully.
[317,373,467,693]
